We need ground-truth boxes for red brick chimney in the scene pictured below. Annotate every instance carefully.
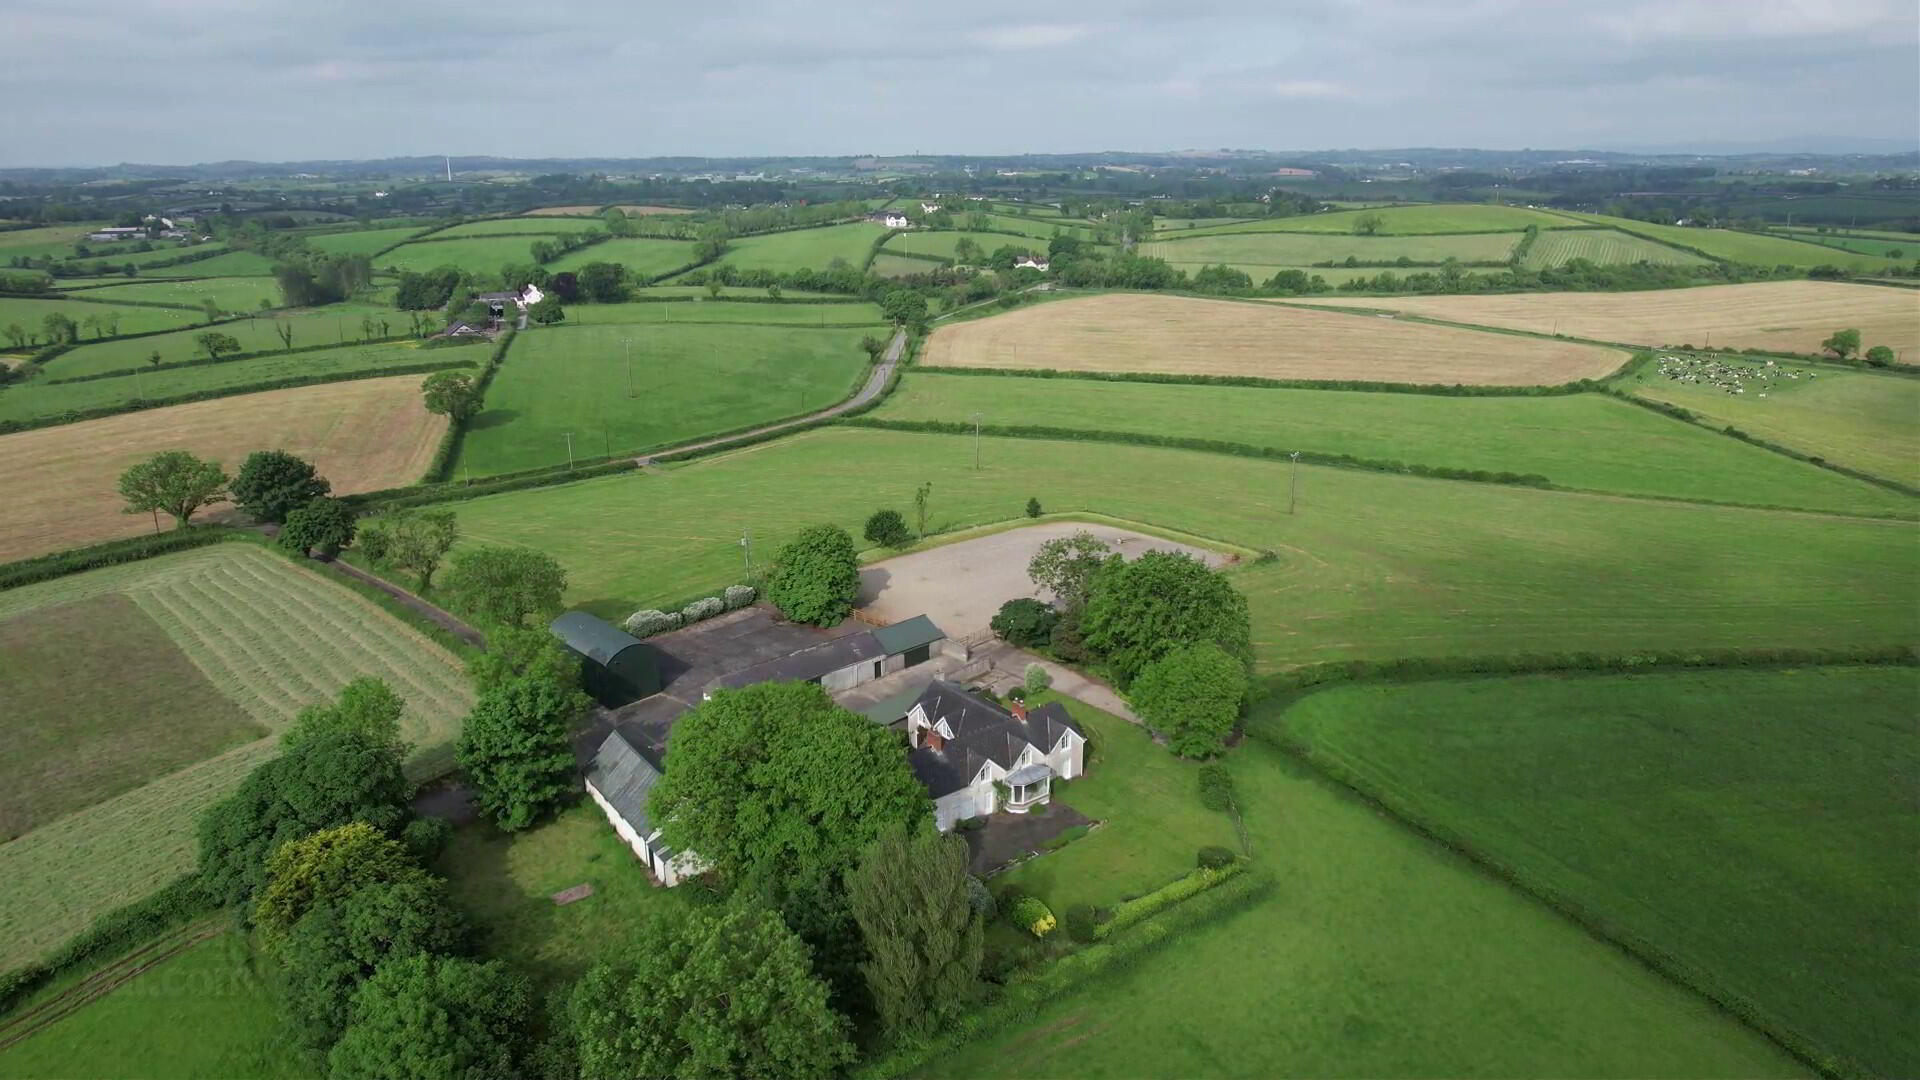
[1009,701,1027,721]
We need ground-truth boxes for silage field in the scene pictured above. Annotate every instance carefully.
[0,543,473,972]
[1521,229,1710,268]
[1140,230,1522,267]
[922,294,1627,384]
[1550,214,1901,271]
[1289,280,1920,357]
[1271,666,1920,1080]
[0,375,446,561]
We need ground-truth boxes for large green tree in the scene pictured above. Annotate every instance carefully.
[466,625,582,695]
[328,954,530,1080]
[279,496,357,557]
[282,677,404,753]
[440,545,566,628]
[568,902,854,1080]
[848,827,982,1037]
[363,508,458,589]
[254,822,430,944]
[766,524,860,626]
[1822,327,1861,360]
[455,677,583,831]
[1081,550,1250,688]
[117,450,229,529]
[279,877,468,1049]
[420,370,480,421]
[230,449,330,524]
[1026,530,1112,609]
[1129,641,1248,758]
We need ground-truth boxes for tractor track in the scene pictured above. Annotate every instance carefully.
[0,917,225,1053]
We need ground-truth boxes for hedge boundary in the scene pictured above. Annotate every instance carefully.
[0,875,215,1019]
[421,329,517,482]
[44,333,418,384]
[0,526,238,591]
[911,362,1609,398]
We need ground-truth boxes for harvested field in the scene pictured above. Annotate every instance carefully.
[1290,280,1920,357]
[0,375,445,561]
[922,294,1626,385]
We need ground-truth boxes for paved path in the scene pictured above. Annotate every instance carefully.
[636,328,905,465]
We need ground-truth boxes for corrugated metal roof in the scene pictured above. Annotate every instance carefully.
[708,630,885,691]
[871,615,945,656]
[551,611,644,667]
[584,730,662,835]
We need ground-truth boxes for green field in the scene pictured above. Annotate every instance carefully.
[1552,214,1901,271]
[1521,229,1711,268]
[688,222,887,275]
[57,276,285,313]
[1178,203,1579,237]
[871,253,945,278]
[1271,666,1920,1079]
[0,223,106,259]
[547,237,698,280]
[1153,218,1260,232]
[0,544,473,972]
[921,736,1803,1080]
[433,217,605,237]
[1141,230,1521,267]
[0,339,452,427]
[884,230,1040,261]
[1768,231,1915,259]
[49,302,405,377]
[980,214,1097,240]
[0,296,204,340]
[304,225,428,256]
[378,236,546,274]
[1778,226,1918,244]
[0,932,309,1080]
[570,298,885,325]
[453,321,874,475]
[448,428,1919,666]
[136,250,280,278]
[871,373,1912,515]
[1626,355,1920,486]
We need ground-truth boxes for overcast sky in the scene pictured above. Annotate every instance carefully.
[3,0,1916,167]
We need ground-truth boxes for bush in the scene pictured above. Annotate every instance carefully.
[1009,896,1056,938]
[1064,903,1102,943]
[681,596,725,624]
[1048,609,1091,664]
[1025,497,1042,518]
[863,508,913,548]
[723,584,757,609]
[1095,861,1246,940]
[767,523,860,626]
[0,527,236,591]
[1198,763,1235,812]
[402,816,453,861]
[1023,663,1052,696]
[964,875,996,920]
[1198,846,1237,870]
[990,597,1058,648]
[623,609,681,637]
[955,816,987,833]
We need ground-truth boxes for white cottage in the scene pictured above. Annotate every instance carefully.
[584,730,705,886]
[903,681,1086,831]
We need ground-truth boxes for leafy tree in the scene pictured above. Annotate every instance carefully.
[466,625,582,695]
[1822,327,1861,360]
[455,676,584,831]
[117,450,228,529]
[990,597,1058,648]
[847,827,982,1037]
[766,523,859,626]
[439,546,566,628]
[254,823,429,944]
[283,677,405,753]
[527,294,565,325]
[1129,642,1248,757]
[231,449,330,524]
[328,953,531,1080]
[42,311,78,344]
[1026,529,1112,609]
[881,289,928,326]
[575,261,629,303]
[1192,263,1253,291]
[1865,344,1895,367]
[371,508,458,589]
[860,334,888,362]
[196,730,411,907]
[3,323,25,348]
[274,319,294,350]
[280,496,357,557]
[1353,212,1386,236]
[1025,496,1042,518]
[420,370,480,421]
[1024,662,1052,696]
[194,330,241,360]
[864,508,912,548]
[547,271,579,302]
[279,877,468,1049]
[913,480,933,536]
[1081,550,1250,688]
[145,349,162,368]
[568,902,853,1080]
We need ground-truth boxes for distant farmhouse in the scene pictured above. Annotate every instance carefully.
[867,210,912,229]
[1014,255,1050,271]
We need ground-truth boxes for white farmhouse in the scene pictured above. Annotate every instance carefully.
[584,730,706,886]
[1014,255,1050,271]
[904,681,1086,831]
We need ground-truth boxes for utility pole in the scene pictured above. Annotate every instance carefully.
[624,338,635,398]
[970,411,983,470]
[739,529,755,582]
[563,432,574,469]
[1288,451,1301,515]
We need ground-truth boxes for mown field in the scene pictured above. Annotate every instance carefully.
[570,298,886,325]
[1271,666,1920,1080]
[1141,230,1522,267]
[55,276,284,313]
[49,301,407,377]
[454,321,873,476]
[924,294,1626,385]
[1521,228,1710,268]
[0,544,473,972]
[871,253,945,278]
[449,427,1919,667]
[546,237,698,280]
[303,225,427,256]
[686,222,886,275]
[1626,355,1920,486]
[0,296,205,339]
[377,236,545,274]
[870,372,1912,515]
[884,230,1040,261]
[919,735,1803,1080]
[1176,203,1579,236]
[432,217,605,237]
[1770,232,1915,259]
[0,374,446,561]
[1551,214,1901,271]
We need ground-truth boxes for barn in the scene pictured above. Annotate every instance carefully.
[549,611,664,707]
[583,730,702,886]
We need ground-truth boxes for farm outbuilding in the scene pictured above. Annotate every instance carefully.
[549,611,663,707]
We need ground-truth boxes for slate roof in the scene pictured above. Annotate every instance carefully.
[871,615,944,656]
[551,611,644,666]
[904,680,1081,798]
[585,729,664,838]
[707,630,886,691]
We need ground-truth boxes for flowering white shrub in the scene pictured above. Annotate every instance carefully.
[623,609,681,638]
[682,597,725,624]
[723,584,757,610]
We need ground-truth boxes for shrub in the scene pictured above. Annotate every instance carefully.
[767,523,860,626]
[864,508,913,548]
[402,816,453,861]
[1048,609,1091,664]
[1023,663,1052,696]
[955,816,987,833]
[681,596,725,624]
[623,609,681,637]
[1025,497,1042,518]
[1095,861,1246,940]
[990,597,1058,648]
[1198,763,1235,811]
[723,584,757,609]
[1009,896,1056,938]
[1064,903,1106,943]
[964,875,996,920]
[1198,846,1237,870]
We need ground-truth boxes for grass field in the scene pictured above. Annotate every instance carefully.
[871,253,945,278]
[979,214,1097,240]
[569,298,885,325]
[0,223,105,259]
[0,593,263,840]
[0,296,205,339]
[377,236,546,274]
[56,276,284,313]
[611,204,695,215]
[1177,203,1579,237]
[1153,217,1260,232]
[448,428,1919,668]
[0,932,309,1080]
[1770,232,1915,259]
[453,321,873,476]
[0,544,473,972]
[884,230,1039,261]
[1626,354,1920,486]
[1270,666,1920,1079]
[304,225,427,256]
[687,222,887,275]
[1521,228,1711,268]
[432,217,604,237]
[920,736,1803,1080]
[50,302,407,377]
[136,250,280,278]
[1552,214,1902,271]
[1778,225,1918,244]
[0,374,446,561]
[924,294,1627,385]
[546,237,698,280]
[871,372,1913,514]
[1290,280,1920,358]
[1143,230,1522,268]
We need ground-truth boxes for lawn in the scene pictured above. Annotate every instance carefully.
[1521,228,1710,268]
[0,932,310,1080]
[569,298,886,325]
[447,428,1919,668]
[0,544,473,972]
[1626,354,1920,486]
[871,372,1913,515]
[0,296,205,340]
[547,237,699,281]
[1141,230,1522,266]
[0,594,263,840]
[688,222,888,275]
[377,236,547,274]
[994,693,1239,913]
[54,276,285,313]
[453,321,873,476]
[433,217,606,237]
[1177,203,1579,236]
[1268,666,1920,1079]
[304,225,429,256]
[49,301,408,377]
[920,738,1803,1079]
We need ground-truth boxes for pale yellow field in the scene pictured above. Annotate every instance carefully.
[0,376,446,562]
[1292,281,1920,357]
[923,294,1626,385]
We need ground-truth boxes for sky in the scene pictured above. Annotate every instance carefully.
[3,0,1916,166]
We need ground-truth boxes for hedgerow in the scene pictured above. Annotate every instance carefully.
[1093,860,1246,941]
